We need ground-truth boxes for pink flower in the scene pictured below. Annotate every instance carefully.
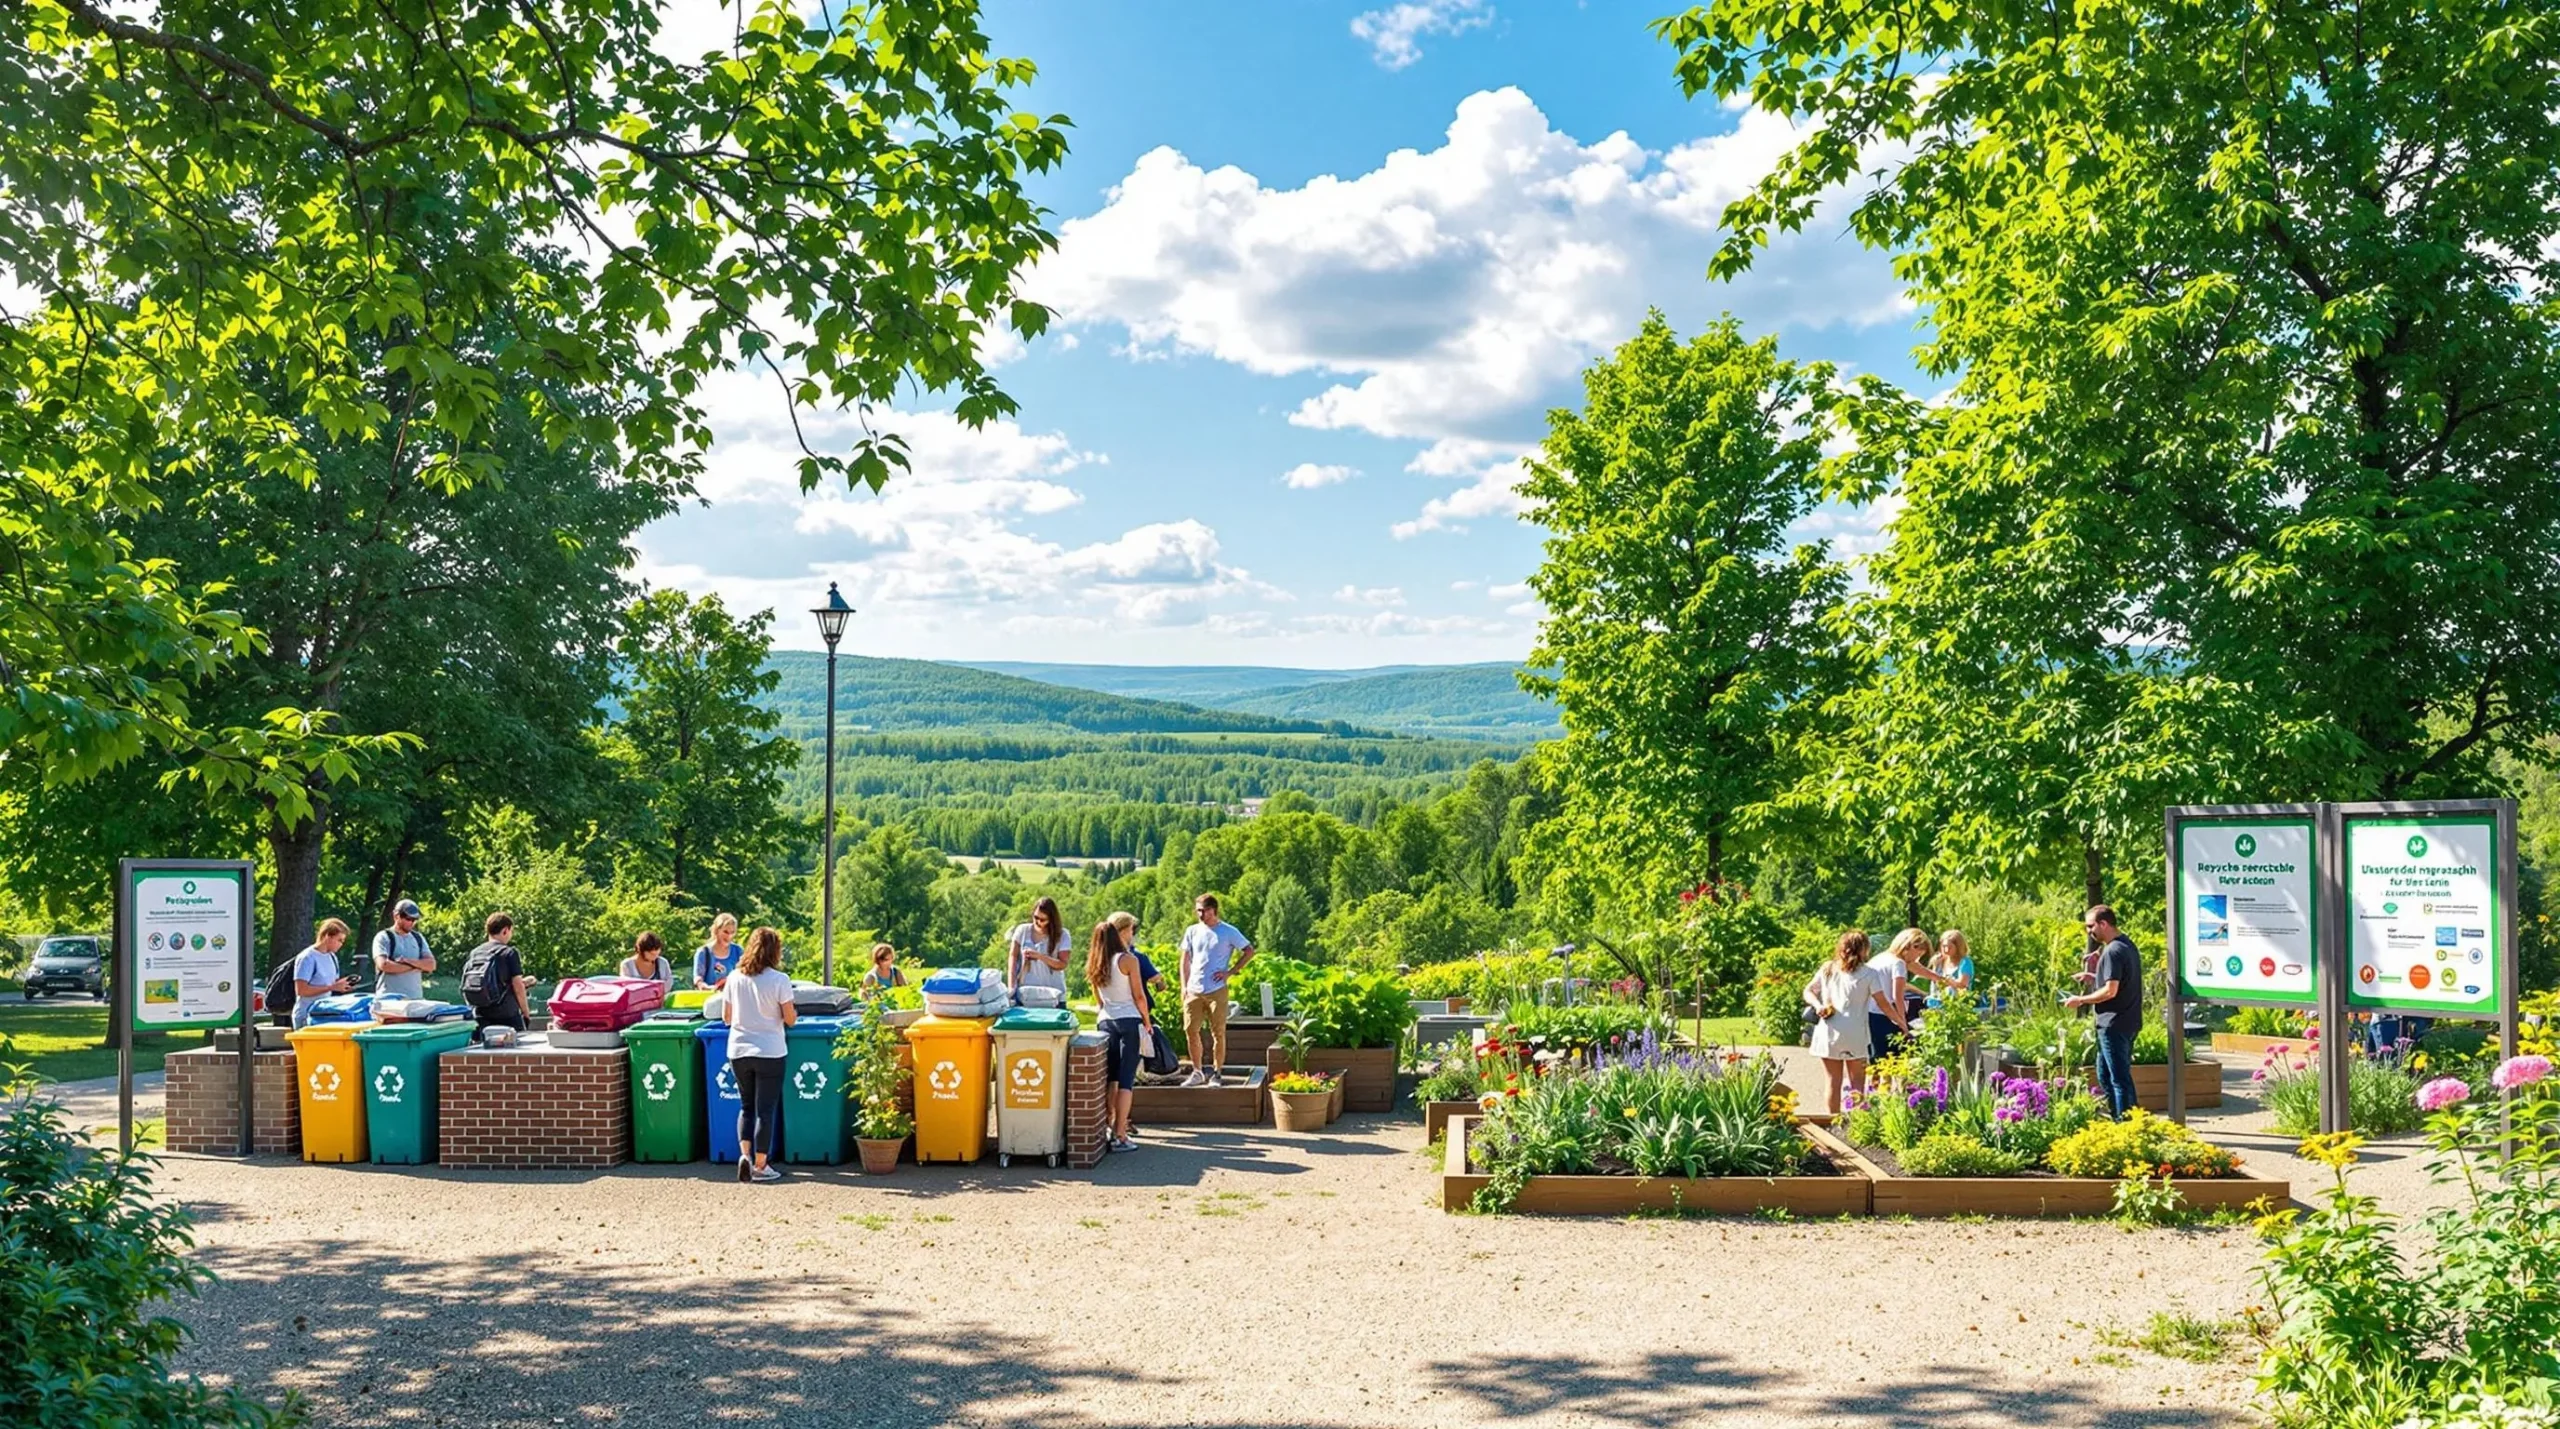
[2492,1056,2553,1091]
[2415,1077,2472,1113]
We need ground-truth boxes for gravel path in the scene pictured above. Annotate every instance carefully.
[154,1046,2479,1429]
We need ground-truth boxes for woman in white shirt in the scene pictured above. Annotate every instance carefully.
[1087,919,1151,1153]
[722,926,798,1183]
[1007,897,1071,1004]
[1868,927,1933,1061]
[1804,930,1905,1116]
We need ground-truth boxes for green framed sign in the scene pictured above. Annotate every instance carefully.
[2344,814,2501,1018]
[124,863,252,1032]
[2171,816,2318,1007]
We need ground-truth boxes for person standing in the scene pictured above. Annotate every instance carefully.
[620,931,676,989]
[1869,928,1932,1059]
[290,919,358,1030]
[461,912,532,1038]
[1088,919,1150,1153]
[1804,930,1902,1115]
[1177,893,1255,1087]
[1006,897,1071,1005]
[863,941,906,994]
[370,900,435,1000]
[693,912,744,991]
[2064,905,2144,1119]
[1912,928,1977,1010]
[723,926,798,1183]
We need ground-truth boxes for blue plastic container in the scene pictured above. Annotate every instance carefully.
[694,1020,782,1164]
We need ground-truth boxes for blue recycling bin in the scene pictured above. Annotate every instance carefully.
[695,1020,783,1164]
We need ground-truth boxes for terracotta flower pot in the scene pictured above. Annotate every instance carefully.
[857,1136,905,1175]
[1273,1090,1330,1132]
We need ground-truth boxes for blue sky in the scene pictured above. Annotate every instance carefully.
[639,0,1921,666]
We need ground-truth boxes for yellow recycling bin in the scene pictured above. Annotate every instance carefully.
[907,1014,995,1164]
[287,1023,373,1163]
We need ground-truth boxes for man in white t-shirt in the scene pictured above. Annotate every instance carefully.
[1177,893,1255,1087]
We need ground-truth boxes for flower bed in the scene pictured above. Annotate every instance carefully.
[1810,1123,2286,1217]
[1442,1114,1868,1215]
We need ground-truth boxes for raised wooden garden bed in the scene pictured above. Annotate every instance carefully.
[1421,1098,1477,1143]
[1440,1115,1872,1216]
[2025,1060,2223,1110]
[1130,1065,1267,1125]
[1802,1124,2289,1218]
[1221,1017,1285,1066]
[1266,1045,1397,1112]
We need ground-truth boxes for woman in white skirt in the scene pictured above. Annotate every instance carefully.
[1803,930,1905,1115]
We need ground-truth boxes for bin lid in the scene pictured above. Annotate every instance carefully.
[286,1024,375,1043]
[786,1015,852,1038]
[626,1019,706,1043]
[693,1021,733,1043]
[991,1008,1077,1033]
[907,1013,998,1040]
[352,1022,475,1044]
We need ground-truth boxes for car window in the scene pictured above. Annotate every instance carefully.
[40,939,98,958]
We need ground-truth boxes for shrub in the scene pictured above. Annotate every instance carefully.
[1398,949,1615,1004]
[1900,1131,2032,1177]
[1289,969,1410,1048]
[2262,1057,2428,1137]
[1467,1050,1809,1210]
[833,1000,911,1141]
[2227,1006,2309,1038]
[1496,1000,1664,1055]
[2046,1110,2240,1179]
[1749,927,1832,1044]
[0,1068,299,1427]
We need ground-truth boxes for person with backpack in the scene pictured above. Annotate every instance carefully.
[693,912,744,990]
[461,911,531,1038]
[722,926,797,1183]
[287,919,357,1030]
[369,899,436,1000]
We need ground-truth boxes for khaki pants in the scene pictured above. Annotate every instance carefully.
[1183,989,1232,1069]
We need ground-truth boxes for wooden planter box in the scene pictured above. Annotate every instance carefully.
[1422,1098,1477,1143]
[1324,1068,1346,1124]
[1222,1017,1285,1066]
[2027,1060,2224,1110]
[1806,1125,2289,1217]
[2210,1032,2307,1057]
[1266,1045,1397,1112]
[1131,1066,1267,1125]
[1440,1115,1871,1216]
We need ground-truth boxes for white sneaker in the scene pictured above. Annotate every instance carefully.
[1179,1069,1209,1088]
[1108,1136,1138,1153]
[1204,1070,1225,1087]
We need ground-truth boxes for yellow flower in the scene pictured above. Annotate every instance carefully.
[2296,1132,2364,1170]
[1621,1105,1639,1118]
[2410,1051,2428,1072]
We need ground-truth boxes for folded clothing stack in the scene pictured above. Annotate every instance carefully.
[372,998,469,1023]
[922,966,1010,1019]
[1013,985,1065,1011]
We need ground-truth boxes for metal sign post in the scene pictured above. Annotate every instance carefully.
[115,859,257,1156]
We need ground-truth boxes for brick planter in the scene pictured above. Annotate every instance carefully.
[165,1046,301,1156]
[1265,1045,1396,1112]
[1064,1033,1108,1170]
[437,1044,630,1169]
[1132,1066,1267,1125]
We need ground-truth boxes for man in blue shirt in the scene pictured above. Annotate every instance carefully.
[1177,893,1255,1088]
[291,919,357,1030]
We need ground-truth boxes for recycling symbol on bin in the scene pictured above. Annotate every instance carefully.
[715,1064,738,1099]
[1008,1056,1047,1092]
[641,1062,677,1102]
[927,1059,963,1096]
[308,1063,342,1099]
[372,1065,405,1103]
[793,1061,830,1099]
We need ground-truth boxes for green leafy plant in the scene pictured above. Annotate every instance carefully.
[1905,996,1981,1076]
[2110,1172,2188,1226]
[1465,1051,1811,1212]
[1496,1000,1666,1055]
[1271,1014,1316,1074]
[1899,1131,2030,1177]
[836,1000,913,1142]
[2259,1054,2426,1138]
[1290,969,1412,1049]
[2046,1111,2240,1180]
[2228,1007,2310,1039]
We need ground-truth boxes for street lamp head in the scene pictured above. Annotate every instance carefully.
[812,582,854,649]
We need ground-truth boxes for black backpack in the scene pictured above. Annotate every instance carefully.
[460,941,510,1009]
[262,956,300,1019]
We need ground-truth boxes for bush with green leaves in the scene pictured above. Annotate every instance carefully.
[1899,1131,2032,1177]
[1398,949,1616,1005]
[1495,999,1665,1056]
[1467,1050,1809,1211]
[2227,1006,2310,1038]
[1288,968,1411,1049]
[1749,927,1833,1044]
[2260,1055,2427,1138]
[0,1071,299,1427]
[2045,1110,2241,1179]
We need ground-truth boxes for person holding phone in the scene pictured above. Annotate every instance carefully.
[694,913,744,990]
[1803,930,1903,1115]
[290,919,358,1030]
[1007,897,1071,1005]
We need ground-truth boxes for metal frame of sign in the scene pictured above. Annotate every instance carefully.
[2162,800,2519,1135]
[114,858,258,1156]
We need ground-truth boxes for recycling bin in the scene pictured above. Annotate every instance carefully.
[907,1014,996,1164]
[991,1007,1076,1168]
[695,1019,781,1164]
[780,1015,856,1165]
[352,1021,475,1164]
[287,1023,373,1163]
[626,1018,707,1163]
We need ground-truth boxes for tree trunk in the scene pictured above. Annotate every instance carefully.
[355,852,388,957]
[2082,835,2105,911]
[1705,819,1724,886]
[1903,869,1922,931]
[266,797,335,972]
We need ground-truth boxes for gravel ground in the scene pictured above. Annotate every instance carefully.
[146,1049,2481,1429]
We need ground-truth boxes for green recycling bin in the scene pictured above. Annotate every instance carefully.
[780,1015,856,1165]
[625,1018,707,1162]
[352,1022,476,1165]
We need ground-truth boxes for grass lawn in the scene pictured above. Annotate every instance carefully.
[0,1000,215,1083]
[1686,1014,1777,1048]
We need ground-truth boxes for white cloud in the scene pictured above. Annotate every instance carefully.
[1030,87,1910,535]
[1350,0,1492,70]
[1393,451,1532,539]
[1281,462,1361,489]
[1333,584,1407,606]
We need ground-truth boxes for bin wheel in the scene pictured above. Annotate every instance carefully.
[998,1152,1011,1167]
[1046,1153,1060,1168]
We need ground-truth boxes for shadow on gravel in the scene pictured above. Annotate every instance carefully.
[186,1237,1175,1429]
[1424,1350,2221,1429]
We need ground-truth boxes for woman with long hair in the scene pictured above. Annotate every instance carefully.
[863,941,906,993]
[620,931,676,989]
[722,926,797,1183]
[1869,927,1934,1059]
[1088,919,1150,1153]
[1007,896,1071,1004]
[1803,930,1904,1115]
[1912,928,1977,1009]
[693,912,744,990]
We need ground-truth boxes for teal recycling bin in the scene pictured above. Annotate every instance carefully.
[352,1022,476,1164]
[781,1015,856,1165]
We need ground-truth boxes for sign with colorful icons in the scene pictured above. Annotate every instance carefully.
[2173,819,2317,1005]
[2346,815,2501,1016]
[126,864,250,1031]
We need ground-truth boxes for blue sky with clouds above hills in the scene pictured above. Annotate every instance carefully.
[639,0,1922,666]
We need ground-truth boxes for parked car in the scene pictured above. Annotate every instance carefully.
[24,935,105,999]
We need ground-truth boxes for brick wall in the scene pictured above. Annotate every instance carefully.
[1065,1032,1108,1170]
[165,1046,301,1156]
[437,1046,630,1169]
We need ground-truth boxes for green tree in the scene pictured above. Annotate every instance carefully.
[0,0,1064,808]
[1522,314,1844,909]
[602,590,795,911]
[836,825,941,954]
[1662,0,2560,894]
[1259,874,1317,962]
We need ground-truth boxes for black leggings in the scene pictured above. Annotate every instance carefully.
[732,1055,784,1160]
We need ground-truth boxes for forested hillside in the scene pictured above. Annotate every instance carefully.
[761,651,1339,740]
[961,662,1398,704]
[962,659,1557,739]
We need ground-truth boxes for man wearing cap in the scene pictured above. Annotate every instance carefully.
[371,900,436,1001]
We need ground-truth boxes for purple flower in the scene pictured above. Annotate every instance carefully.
[2492,1055,2553,1091]
[2415,1077,2472,1113]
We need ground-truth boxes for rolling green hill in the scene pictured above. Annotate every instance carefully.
[963,661,1424,705]
[961,660,1557,740]
[760,651,1339,742]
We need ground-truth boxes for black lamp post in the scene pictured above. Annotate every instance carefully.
[812,583,854,986]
